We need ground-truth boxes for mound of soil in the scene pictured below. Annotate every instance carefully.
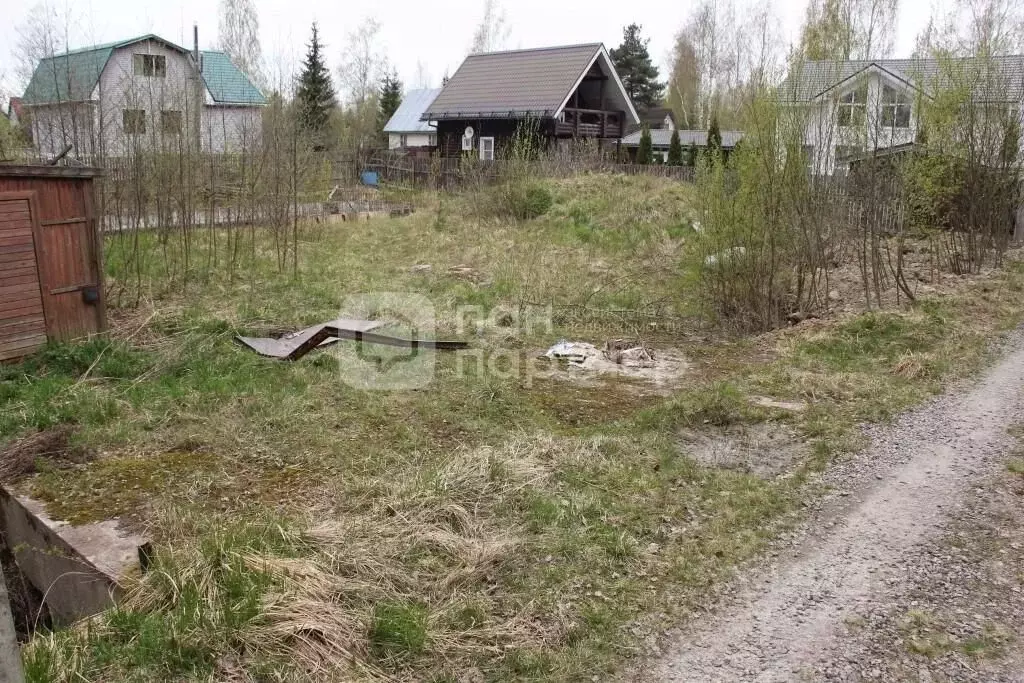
[0,426,94,485]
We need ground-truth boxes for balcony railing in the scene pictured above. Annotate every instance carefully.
[555,108,625,139]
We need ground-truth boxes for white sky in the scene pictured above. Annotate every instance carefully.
[0,0,936,101]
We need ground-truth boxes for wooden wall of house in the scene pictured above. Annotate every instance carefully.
[436,119,557,159]
[0,167,106,361]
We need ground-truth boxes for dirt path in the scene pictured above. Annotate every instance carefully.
[637,335,1024,682]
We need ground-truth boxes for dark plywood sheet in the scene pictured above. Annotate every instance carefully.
[237,318,387,359]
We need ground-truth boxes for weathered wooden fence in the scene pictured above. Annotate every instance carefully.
[359,153,697,189]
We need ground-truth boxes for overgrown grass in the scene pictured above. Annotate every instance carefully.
[5,175,1024,681]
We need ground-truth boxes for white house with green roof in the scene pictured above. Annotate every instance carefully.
[21,32,266,159]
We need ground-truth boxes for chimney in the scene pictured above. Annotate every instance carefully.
[193,23,200,68]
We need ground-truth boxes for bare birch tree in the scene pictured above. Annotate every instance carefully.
[799,0,898,60]
[13,1,71,89]
[469,0,511,54]
[218,0,265,89]
[337,18,384,107]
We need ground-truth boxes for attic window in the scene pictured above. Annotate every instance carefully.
[880,85,910,128]
[134,54,167,78]
[123,109,146,134]
[837,85,867,127]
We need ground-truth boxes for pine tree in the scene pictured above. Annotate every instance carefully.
[667,128,683,166]
[295,23,336,135]
[610,24,664,109]
[706,115,723,160]
[378,70,403,136]
[637,125,654,165]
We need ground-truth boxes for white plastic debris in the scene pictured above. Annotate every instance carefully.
[544,340,600,365]
[704,246,747,267]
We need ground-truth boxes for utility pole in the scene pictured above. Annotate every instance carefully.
[0,568,24,683]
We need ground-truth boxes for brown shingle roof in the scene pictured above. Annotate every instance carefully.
[423,43,605,119]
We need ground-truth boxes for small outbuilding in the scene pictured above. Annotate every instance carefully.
[0,165,106,362]
[384,88,441,152]
[619,129,745,163]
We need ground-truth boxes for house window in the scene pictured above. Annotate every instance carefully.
[837,85,867,127]
[399,134,408,147]
[123,109,146,134]
[133,54,167,78]
[161,110,182,135]
[834,145,860,164]
[880,85,911,128]
[429,133,437,146]
[479,136,495,161]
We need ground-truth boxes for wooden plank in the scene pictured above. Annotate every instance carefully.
[0,255,36,268]
[0,272,40,288]
[0,314,45,330]
[0,329,48,345]
[0,222,32,235]
[0,282,43,297]
[0,243,34,255]
[0,335,47,361]
[0,320,46,338]
[0,204,30,216]
[81,176,105,334]
[39,218,88,227]
[0,299,43,316]
[0,235,33,248]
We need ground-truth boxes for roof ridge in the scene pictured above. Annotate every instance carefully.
[46,34,189,59]
[467,42,602,58]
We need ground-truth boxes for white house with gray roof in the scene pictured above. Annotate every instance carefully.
[783,55,1024,174]
[21,30,266,159]
[383,88,440,150]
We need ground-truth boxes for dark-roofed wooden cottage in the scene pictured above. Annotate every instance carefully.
[423,43,640,159]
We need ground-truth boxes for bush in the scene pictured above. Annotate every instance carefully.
[486,181,553,220]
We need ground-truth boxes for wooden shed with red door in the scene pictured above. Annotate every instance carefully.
[0,165,106,362]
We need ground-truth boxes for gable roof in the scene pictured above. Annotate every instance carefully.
[200,51,266,105]
[621,129,744,149]
[423,43,640,124]
[22,35,265,107]
[782,55,1024,102]
[385,88,441,133]
[22,34,188,104]
[639,106,676,128]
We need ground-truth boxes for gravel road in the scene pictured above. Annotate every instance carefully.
[641,334,1024,682]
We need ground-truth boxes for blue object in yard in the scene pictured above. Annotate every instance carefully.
[360,171,379,187]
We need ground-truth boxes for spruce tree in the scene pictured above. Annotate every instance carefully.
[667,128,683,166]
[706,115,723,161]
[295,23,336,135]
[610,24,664,109]
[378,70,403,136]
[637,125,654,165]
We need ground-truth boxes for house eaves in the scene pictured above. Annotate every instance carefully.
[810,62,923,102]
[421,42,640,124]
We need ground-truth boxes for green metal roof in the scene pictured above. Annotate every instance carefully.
[22,36,265,107]
[22,35,187,104]
[200,51,266,105]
